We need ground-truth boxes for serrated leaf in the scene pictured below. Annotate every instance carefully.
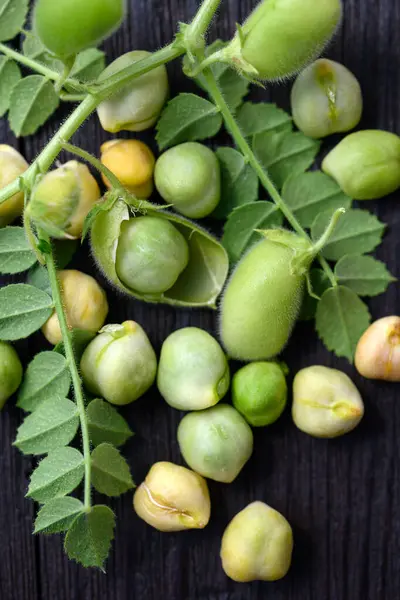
[335,255,396,297]
[0,226,36,274]
[156,93,222,150]
[27,447,85,503]
[91,443,134,497]
[237,102,292,138]
[213,147,258,219]
[0,284,53,341]
[27,264,52,296]
[299,269,331,321]
[0,57,21,116]
[282,171,352,228]
[87,399,133,448]
[64,505,115,569]
[222,201,283,264]
[9,75,59,137]
[311,209,386,261]
[253,130,320,190]
[53,329,95,361]
[0,0,29,41]
[70,49,105,82]
[22,33,63,72]
[316,286,371,362]
[14,397,79,455]
[17,351,71,412]
[34,497,84,534]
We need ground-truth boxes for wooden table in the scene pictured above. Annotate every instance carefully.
[1,0,399,598]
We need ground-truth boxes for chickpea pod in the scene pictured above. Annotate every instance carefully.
[29,161,101,239]
[291,59,363,139]
[177,404,253,483]
[115,217,189,295]
[97,51,169,133]
[80,320,157,406]
[157,327,230,411]
[232,362,287,427]
[155,142,221,218]
[0,342,23,410]
[133,462,211,532]
[42,270,108,345]
[355,316,400,381]
[322,130,400,200]
[100,139,155,199]
[292,366,364,438]
[221,501,293,582]
[0,145,28,228]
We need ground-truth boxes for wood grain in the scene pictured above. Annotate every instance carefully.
[1,0,400,598]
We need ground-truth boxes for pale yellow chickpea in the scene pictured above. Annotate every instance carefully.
[100,139,155,198]
[0,145,28,227]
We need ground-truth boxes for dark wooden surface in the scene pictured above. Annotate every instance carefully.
[1,0,400,598]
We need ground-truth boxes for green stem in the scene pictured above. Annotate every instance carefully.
[45,239,92,509]
[0,42,60,81]
[54,56,76,93]
[59,93,87,102]
[186,0,223,48]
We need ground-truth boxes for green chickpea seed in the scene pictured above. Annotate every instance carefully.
[177,404,253,483]
[157,327,230,411]
[232,362,287,427]
[115,217,189,295]
[154,142,221,218]
[0,341,23,410]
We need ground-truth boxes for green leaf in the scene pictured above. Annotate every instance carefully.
[34,497,84,534]
[0,284,53,341]
[87,399,133,448]
[70,49,105,82]
[27,447,85,504]
[335,255,396,297]
[212,147,258,219]
[53,329,96,361]
[311,209,386,261]
[17,351,71,412]
[316,286,371,362]
[0,226,36,274]
[0,0,29,41]
[156,93,222,150]
[0,57,21,116]
[22,33,63,72]
[222,201,283,264]
[14,397,79,455]
[299,269,331,321]
[236,102,292,138]
[64,505,115,570]
[91,443,134,497]
[9,75,60,137]
[282,171,352,229]
[253,130,320,190]
[27,264,52,296]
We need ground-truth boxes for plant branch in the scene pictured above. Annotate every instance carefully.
[0,42,60,80]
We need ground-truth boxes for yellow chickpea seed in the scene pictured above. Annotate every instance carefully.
[355,316,400,381]
[100,139,155,198]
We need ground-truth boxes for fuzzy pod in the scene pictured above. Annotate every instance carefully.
[0,341,23,409]
[0,146,28,228]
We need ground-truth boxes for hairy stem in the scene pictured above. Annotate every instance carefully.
[0,42,61,80]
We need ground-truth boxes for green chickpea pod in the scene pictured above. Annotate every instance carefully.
[157,327,230,411]
[34,0,126,59]
[177,404,254,483]
[291,59,363,139]
[154,142,221,218]
[0,342,23,410]
[97,51,169,133]
[80,321,157,406]
[115,217,189,295]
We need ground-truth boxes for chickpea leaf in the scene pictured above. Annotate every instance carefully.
[9,75,60,137]
[0,226,36,274]
[69,49,106,82]
[334,255,396,297]
[282,171,352,229]
[253,130,321,190]
[14,397,79,455]
[17,351,71,412]
[22,32,63,72]
[156,93,222,150]
[316,286,371,362]
[0,284,53,341]
[311,209,386,261]
[212,147,259,219]
[34,497,84,534]
[299,269,331,321]
[0,0,29,41]
[236,102,293,138]
[222,201,283,264]
[27,264,52,296]
[87,399,133,448]
[27,447,85,504]
[64,505,115,570]
[91,443,134,497]
[0,57,21,116]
